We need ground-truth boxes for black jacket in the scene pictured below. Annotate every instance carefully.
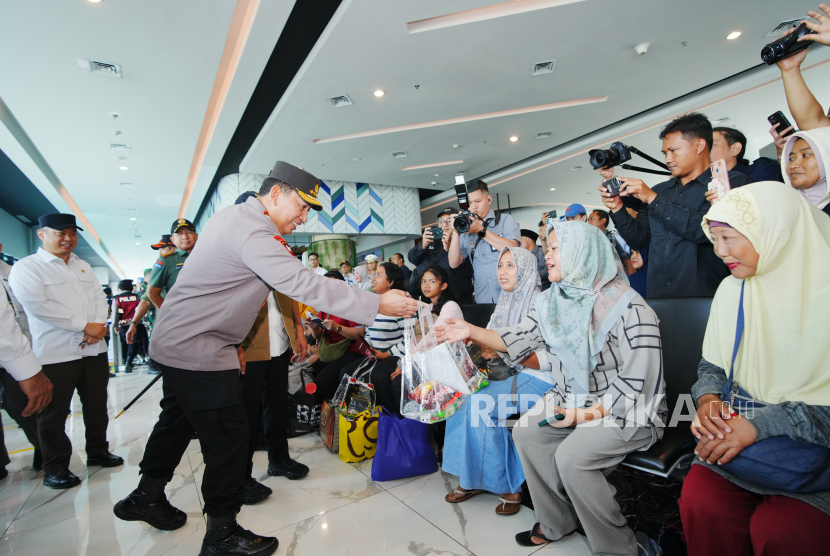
[611,168,746,298]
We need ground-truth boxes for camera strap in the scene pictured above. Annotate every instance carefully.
[471,215,498,260]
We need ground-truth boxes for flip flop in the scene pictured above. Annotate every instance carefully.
[515,523,553,547]
[496,497,522,515]
[444,487,484,503]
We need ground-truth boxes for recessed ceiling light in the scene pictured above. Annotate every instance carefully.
[88,0,102,3]
[509,136,519,142]
[352,158,361,162]
[374,90,385,97]
[130,218,136,221]
[726,31,742,40]
[135,242,140,245]
[434,174,440,177]
[119,166,128,170]
[117,156,128,160]
[550,188,556,191]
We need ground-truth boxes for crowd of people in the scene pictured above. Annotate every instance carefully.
[1,7,830,556]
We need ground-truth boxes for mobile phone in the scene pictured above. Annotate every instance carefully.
[709,159,731,202]
[428,226,443,240]
[768,111,795,137]
[602,177,622,197]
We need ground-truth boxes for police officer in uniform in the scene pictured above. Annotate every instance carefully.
[113,162,420,556]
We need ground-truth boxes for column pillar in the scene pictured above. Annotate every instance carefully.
[310,235,356,272]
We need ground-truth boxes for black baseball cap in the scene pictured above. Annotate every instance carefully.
[437,207,458,218]
[171,218,195,234]
[268,161,323,211]
[151,234,174,250]
[234,191,258,205]
[38,213,84,231]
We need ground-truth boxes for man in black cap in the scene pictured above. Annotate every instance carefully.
[112,279,141,373]
[519,229,551,291]
[9,213,123,490]
[114,163,419,556]
[408,207,475,303]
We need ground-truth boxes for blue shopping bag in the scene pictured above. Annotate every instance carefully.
[371,408,438,482]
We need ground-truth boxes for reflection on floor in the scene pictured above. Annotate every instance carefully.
[0,367,686,555]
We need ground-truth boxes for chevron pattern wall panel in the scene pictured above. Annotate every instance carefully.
[197,174,421,236]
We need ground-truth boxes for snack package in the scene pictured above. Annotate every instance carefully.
[331,358,377,421]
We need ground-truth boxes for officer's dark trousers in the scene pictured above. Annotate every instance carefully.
[241,351,289,478]
[0,368,41,453]
[118,325,137,366]
[139,364,247,517]
[39,354,110,473]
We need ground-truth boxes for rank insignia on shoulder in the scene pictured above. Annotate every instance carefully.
[273,235,293,255]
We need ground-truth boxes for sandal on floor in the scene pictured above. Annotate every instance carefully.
[495,497,521,515]
[444,487,484,503]
[515,523,553,547]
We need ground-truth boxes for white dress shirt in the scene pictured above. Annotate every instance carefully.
[9,248,108,365]
[1,260,30,340]
[312,266,327,276]
[265,293,291,357]
[1,278,41,381]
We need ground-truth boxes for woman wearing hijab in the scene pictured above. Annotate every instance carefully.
[781,127,830,217]
[437,222,665,555]
[442,247,552,516]
[352,265,371,291]
[679,182,830,555]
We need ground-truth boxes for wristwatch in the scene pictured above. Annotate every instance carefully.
[477,221,488,238]
[336,325,342,333]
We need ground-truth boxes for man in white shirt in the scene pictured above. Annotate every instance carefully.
[307,252,327,275]
[1,248,44,470]
[9,213,123,490]
[0,285,53,480]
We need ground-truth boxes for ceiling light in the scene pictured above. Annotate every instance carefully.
[130,218,136,221]
[550,188,556,191]
[401,160,463,171]
[726,31,742,40]
[352,158,361,162]
[509,136,519,142]
[119,166,129,170]
[537,132,552,139]
[434,174,440,177]
[374,90,385,97]
[16,215,31,224]
[88,0,102,3]
[135,242,140,245]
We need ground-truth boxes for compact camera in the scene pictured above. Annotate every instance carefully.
[588,142,633,170]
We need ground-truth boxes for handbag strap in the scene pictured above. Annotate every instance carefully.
[728,280,746,383]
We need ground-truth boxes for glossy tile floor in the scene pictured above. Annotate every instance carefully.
[0,366,594,555]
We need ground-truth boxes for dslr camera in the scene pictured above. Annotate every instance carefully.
[762,22,816,65]
[589,142,632,170]
[452,177,479,233]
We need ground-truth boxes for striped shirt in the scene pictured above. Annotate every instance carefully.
[366,314,414,357]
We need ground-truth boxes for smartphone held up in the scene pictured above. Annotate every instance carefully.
[708,159,731,203]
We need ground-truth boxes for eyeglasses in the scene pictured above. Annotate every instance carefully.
[438,219,451,225]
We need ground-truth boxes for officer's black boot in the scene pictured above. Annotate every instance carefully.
[113,474,187,531]
[199,513,278,556]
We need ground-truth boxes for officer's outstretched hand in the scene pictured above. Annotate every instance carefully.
[378,290,422,318]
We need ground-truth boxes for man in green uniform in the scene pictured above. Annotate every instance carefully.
[126,226,197,373]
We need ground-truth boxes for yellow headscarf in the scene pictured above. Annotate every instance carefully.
[701,182,830,405]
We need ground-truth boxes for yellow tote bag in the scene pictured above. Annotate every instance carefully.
[338,409,379,463]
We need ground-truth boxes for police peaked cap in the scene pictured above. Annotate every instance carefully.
[268,161,323,211]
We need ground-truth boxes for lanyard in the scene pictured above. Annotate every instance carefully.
[725,280,745,413]
[2,280,16,317]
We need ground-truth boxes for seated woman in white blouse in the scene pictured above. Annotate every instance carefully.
[437,221,666,556]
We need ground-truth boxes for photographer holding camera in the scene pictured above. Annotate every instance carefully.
[598,113,746,298]
[448,180,521,304]
[409,208,475,304]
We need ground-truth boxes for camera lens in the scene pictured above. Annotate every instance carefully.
[760,44,779,65]
[453,214,471,233]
